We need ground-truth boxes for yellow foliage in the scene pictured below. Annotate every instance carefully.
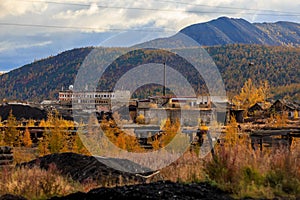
[38,137,50,156]
[233,79,268,110]
[23,127,32,147]
[151,135,160,150]
[160,118,180,148]
[38,111,76,155]
[39,119,47,127]
[4,110,20,146]
[100,119,143,152]
[225,115,239,146]
[71,134,91,156]
[136,114,145,124]
[27,119,35,127]
[294,110,299,119]
[149,103,158,108]
[272,112,288,127]
[0,117,3,127]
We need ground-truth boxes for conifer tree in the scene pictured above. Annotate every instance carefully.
[38,136,50,156]
[23,127,32,147]
[234,78,266,110]
[5,110,20,146]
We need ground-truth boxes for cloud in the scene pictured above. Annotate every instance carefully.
[0,0,48,18]
[0,40,52,52]
[1,0,299,33]
[53,3,99,20]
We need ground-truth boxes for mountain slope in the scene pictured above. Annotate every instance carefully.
[0,44,299,101]
[179,17,300,46]
[0,17,299,101]
[0,47,93,101]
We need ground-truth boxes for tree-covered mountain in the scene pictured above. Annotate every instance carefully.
[180,17,300,46]
[1,17,299,101]
[0,44,299,101]
[0,47,93,101]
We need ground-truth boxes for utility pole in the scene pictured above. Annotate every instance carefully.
[163,62,166,96]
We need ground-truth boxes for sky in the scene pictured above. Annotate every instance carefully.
[0,0,300,72]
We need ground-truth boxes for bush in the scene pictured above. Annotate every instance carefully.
[136,114,145,124]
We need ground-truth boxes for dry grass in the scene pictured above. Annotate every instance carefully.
[13,147,38,164]
[204,124,300,199]
[0,165,85,199]
[160,150,204,182]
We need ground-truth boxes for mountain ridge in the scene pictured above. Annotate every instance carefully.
[179,17,300,46]
[0,17,299,101]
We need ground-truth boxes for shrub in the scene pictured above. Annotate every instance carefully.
[136,114,145,124]
[204,117,300,198]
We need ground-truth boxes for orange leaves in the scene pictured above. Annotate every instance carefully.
[101,120,144,153]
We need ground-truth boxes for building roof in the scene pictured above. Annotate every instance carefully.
[271,99,299,111]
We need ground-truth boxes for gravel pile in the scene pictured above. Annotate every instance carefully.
[51,181,233,200]
[0,104,46,121]
[20,153,150,184]
[11,153,234,200]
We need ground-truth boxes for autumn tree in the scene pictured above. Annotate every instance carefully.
[99,118,143,152]
[47,111,69,153]
[225,115,239,146]
[161,118,180,147]
[38,136,50,156]
[4,110,20,146]
[151,135,160,150]
[233,79,268,110]
[23,127,32,147]
[38,111,69,155]
[39,119,47,127]
[27,119,35,127]
[149,118,181,149]
[71,133,91,156]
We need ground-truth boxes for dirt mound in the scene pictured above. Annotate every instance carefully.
[17,153,233,199]
[20,153,151,185]
[51,181,233,200]
[0,104,46,121]
[0,194,27,200]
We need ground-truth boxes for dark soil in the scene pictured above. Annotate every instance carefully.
[0,194,27,200]
[19,153,150,185]
[50,181,233,200]
[15,153,233,200]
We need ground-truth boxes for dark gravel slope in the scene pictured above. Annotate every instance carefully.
[51,181,233,200]
[20,153,150,185]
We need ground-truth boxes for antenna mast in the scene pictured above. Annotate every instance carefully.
[163,62,166,96]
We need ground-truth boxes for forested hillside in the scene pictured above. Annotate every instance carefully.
[0,47,93,101]
[0,45,299,101]
[206,44,300,93]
